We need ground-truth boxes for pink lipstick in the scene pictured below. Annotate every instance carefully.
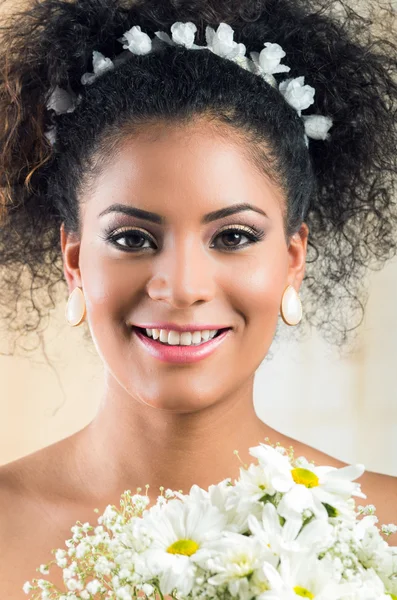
[132,327,232,364]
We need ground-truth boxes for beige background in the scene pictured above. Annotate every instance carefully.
[0,0,396,476]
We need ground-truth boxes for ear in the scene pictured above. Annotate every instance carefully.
[286,222,309,290]
[60,222,83,294]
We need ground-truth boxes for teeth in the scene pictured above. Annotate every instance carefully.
[144,328,220,346]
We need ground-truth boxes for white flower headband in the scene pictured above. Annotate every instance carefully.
[45,21,333,147]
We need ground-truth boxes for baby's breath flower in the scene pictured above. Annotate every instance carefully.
[76,541,90,558]
[86,579,102,594]
[381,524,397,536]
[358,504,377,515]
[62,567,75,580]
[56,557,68,568]
[142,583,154,595]
[156,496,167,508]
[115,585,133,599]
[39,564,50,574]
[66,578,83,592]
[22,581,33,594]
[118,567,133,579]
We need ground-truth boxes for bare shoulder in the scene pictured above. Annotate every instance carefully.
[0,441,86,598]
[0,456,39,597]
[358,468,397,545]
[0,450,55,596]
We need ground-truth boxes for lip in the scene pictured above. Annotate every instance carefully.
[132,327,232,363]
[132,323,232,333]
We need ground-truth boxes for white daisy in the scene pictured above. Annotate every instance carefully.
[196,530,275,600]
[287,461,366,510]
[225,463,287,530]
[137,488,227,596]
[248,442,296,492]
[248,501,334,556]
[260,551,356,599]
[277,482,330,529]
[207,477,249,533]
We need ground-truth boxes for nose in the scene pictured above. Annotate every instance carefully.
[145,233,217,308]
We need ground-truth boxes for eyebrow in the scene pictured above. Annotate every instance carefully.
[98,202,268,224]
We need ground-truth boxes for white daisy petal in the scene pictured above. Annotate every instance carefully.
[325,464,366,481]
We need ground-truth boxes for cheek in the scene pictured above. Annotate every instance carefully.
[79,246,146,328]
[229,248,288,327]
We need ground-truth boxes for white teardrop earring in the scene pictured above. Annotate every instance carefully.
[280,284,302,326]
[65,286,86,327]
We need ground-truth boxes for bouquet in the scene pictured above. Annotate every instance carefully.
[23,440,397,600]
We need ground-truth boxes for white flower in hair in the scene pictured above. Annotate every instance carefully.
[81,50,114,85]
[251,43,291,76]
[279,76,315,115]
[170,22,198,49]
[302,114,333,140]
[154,21,202,50]
[205,23,247,61]
[249,42,291,88]
[156,21,252,72]
[44,126,57,145]
[46,85,77,115]
[119,25,152,55]
[45,19,334,148]
[205,23,253,74]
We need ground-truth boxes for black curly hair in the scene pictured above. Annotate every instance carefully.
[0,0,397,358]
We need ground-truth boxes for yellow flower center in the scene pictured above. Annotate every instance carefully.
[291,468,319,488]
[167,539,199,556]
[293,586,315,598]
[387,594,397,599]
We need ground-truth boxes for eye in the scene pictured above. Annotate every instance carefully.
[211,225,266,251]
[101,224,265,252]
[103,226,156,251]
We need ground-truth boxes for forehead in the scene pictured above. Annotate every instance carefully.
[83,121,285,222]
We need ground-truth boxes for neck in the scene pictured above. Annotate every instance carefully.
[69,373,281,508]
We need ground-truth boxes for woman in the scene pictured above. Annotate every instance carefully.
[0,0,396,595]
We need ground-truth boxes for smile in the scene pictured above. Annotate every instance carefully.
[132,326,232,364]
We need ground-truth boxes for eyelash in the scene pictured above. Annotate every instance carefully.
[102,224,266,253]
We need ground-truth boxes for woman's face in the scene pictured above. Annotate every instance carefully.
[61,121,308,412]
